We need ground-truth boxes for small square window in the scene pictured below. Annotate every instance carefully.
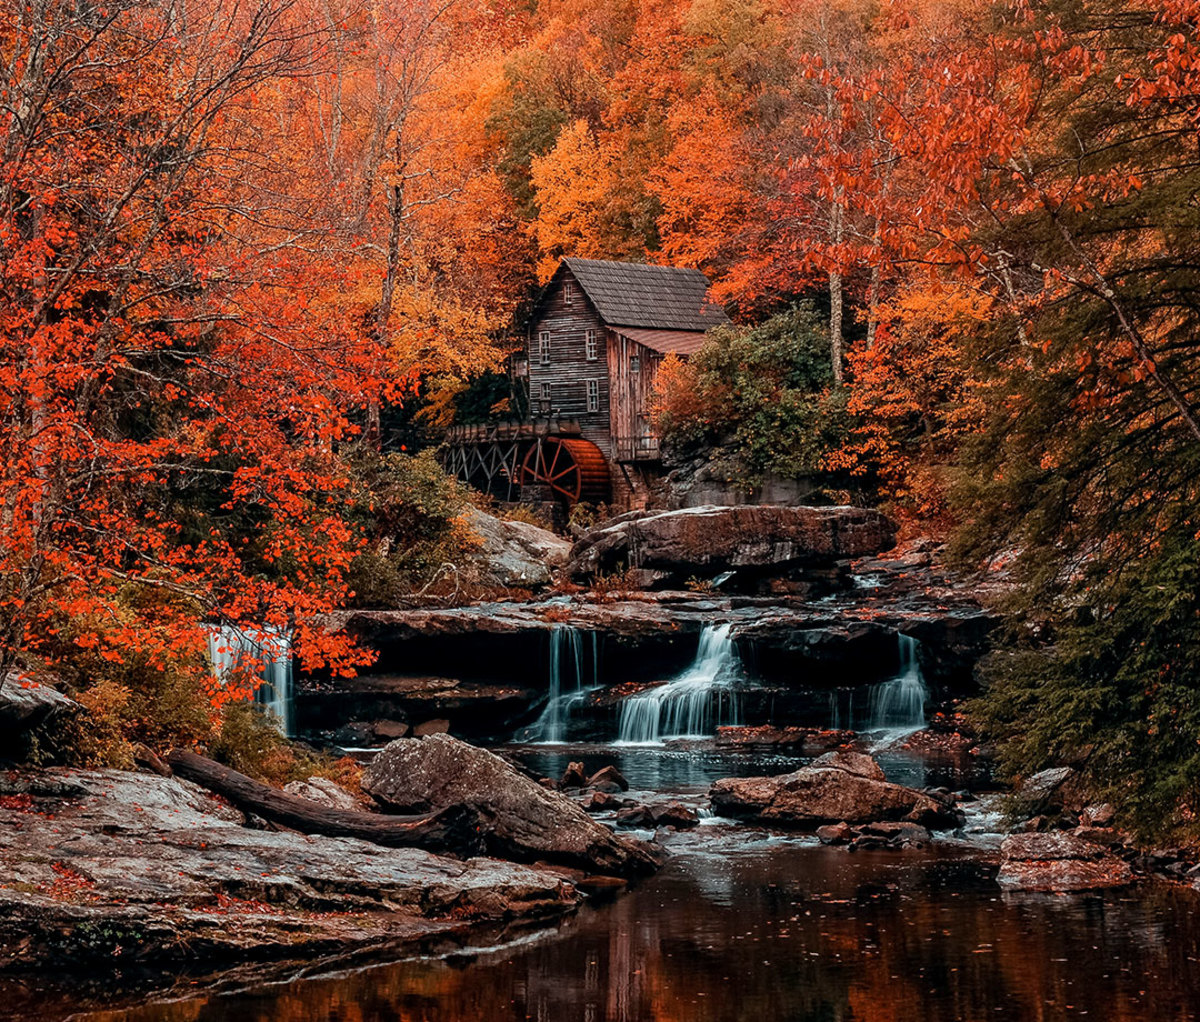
[630,355,641,374]
[585,329,597,361]
[586,379,599,412]
[538,331,551,366]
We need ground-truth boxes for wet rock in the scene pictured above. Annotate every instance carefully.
[810,750,886,781]
[282,777,362,812]
[591,781,624,795]
[0,768,578,969]
[464,509,571,589]
[816,823,853,845]
[615,806,655,828]
[858,821,931,847]
[585,791,620,813]
[1015,767,1076,813]
[361,735,661,876]
[998,831,1134,892]
[413,718,450,737]
[716,725,856,751]
[652,803,700,829]
[373,720,409,741]
[297,675,536,743]
[586,765,629,792]
[559,762,588,789]
[567,505,897,585]
[710,756,962,831]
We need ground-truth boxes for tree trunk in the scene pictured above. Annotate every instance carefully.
[167,750,483,856]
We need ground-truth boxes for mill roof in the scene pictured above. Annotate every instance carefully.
[556,257,730,332]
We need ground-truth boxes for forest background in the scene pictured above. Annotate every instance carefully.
[4,0,1200,839]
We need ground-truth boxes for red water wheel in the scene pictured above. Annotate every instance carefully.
[520,437,610,504]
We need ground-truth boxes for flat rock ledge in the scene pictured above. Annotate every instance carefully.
[0,767,578,969]
[709,751,962,831]
[997,832,1135,892]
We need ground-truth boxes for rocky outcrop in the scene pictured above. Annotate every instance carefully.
[997,832,1134,892]
[0,674,79,750]
[296,674,538,743]
[0,767,578,969]
[361,734,662,876]
[465,509,571,589]
[566,505,897,585]
[709,754,962,830]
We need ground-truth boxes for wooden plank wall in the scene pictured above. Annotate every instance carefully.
[526,271,613,457]
[606,329,663,461]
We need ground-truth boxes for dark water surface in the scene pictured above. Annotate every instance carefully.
[9,746,1200,1021]
[69,839,1200,1022]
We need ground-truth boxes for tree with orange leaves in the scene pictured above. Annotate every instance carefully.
[0,0,379,705]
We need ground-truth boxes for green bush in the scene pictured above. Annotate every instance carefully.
[969,530,1200,843]
[654,305,850,485]
[343,448,476,605]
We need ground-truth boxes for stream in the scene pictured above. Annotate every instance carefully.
[46,745,1200,1021]
[12,619,1200,1020]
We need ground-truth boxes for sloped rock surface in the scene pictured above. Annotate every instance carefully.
[465,509,571,589]
[0,768,577,968]
[362,734,662,876]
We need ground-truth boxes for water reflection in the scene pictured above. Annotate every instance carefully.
[64,842,1200,1022]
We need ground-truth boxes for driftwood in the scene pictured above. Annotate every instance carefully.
[167,750,483,857]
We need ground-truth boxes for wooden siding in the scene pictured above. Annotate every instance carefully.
[527,269,613,457]
[607,329,663,462]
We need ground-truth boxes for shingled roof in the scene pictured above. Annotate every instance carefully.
[558,257,729,331]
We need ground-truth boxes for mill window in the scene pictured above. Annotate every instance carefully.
[586,378,600,412]
[538,331,551,366]
[630,355,641,374]
[585,329,598,360]
[564,281,577,304]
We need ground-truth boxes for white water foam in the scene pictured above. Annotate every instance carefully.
[615,623,742,745]
[526,625,600,744]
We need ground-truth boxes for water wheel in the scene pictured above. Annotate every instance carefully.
[520,437,610,504]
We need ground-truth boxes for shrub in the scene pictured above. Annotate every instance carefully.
[652,304,850,486]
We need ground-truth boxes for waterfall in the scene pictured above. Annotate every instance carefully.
[206,625,293,736]
[616,623,741,745]
[526,625,598,744]
[863,633,927,733]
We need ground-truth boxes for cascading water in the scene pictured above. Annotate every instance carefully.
[206,625,293,735]
[526,625,599,744]
[866,633,927,730]
[824,633,928,738]
[616,623,741,745]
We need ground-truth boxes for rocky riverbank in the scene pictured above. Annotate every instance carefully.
[0,751,652,973]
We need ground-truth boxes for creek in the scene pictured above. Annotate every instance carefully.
[14,610,1200,1020]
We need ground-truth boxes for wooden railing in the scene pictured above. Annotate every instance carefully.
[444,418,582,444]
[614,435,661,462]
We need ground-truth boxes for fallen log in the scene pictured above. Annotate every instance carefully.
[167,750,483,857]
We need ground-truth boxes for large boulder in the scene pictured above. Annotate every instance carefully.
[997,831,1134,892]
[361,734,662,876]
[709,754,961,830]
[465,509,571,589]
[567,505,896,585]
[0,673,79,754]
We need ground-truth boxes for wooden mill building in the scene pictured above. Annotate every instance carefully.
[442,257,729,509]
